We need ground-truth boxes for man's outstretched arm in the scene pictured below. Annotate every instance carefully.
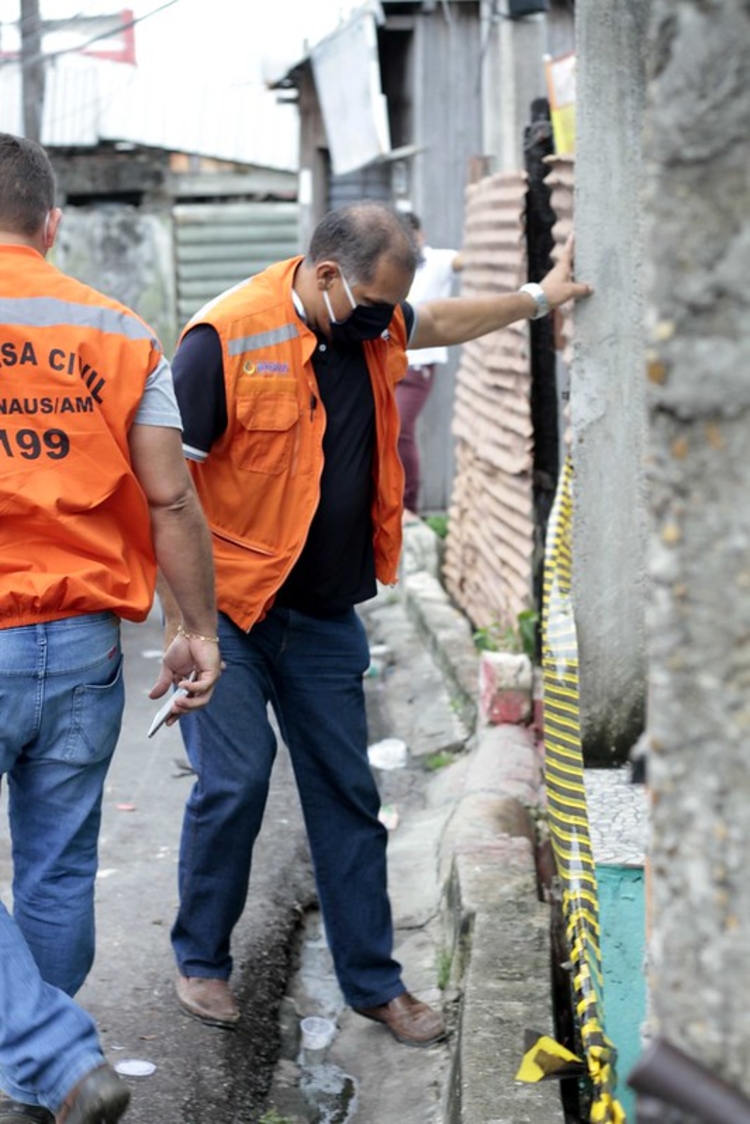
[409,235,592,350]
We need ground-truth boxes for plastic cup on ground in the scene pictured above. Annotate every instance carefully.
[300,1015,336,1067]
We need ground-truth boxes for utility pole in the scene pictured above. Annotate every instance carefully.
[20,0,44,141]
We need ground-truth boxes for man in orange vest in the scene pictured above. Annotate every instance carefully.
[164,202,591,1045]
[0,133,221,1123]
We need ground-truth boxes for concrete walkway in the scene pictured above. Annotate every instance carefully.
[0,517,633,1123]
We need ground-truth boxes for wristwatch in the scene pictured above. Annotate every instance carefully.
[519,282,550,320]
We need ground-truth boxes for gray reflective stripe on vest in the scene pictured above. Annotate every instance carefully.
[0,296,159,344]
[227,322,300,356]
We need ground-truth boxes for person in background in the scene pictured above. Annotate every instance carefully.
[397,212,464,515]
[163,200,591,1048]
[0,132,221,1124]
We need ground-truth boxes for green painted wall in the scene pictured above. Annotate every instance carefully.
[597,865,647,1123]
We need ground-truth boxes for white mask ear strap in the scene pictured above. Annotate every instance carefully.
[322,287,337,324]
[339,270,357,311]
[43,212,51,243]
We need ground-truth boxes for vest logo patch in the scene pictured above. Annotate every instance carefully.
[243,360,290,376]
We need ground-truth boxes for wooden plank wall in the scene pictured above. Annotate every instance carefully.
[442,171,534,633]
[442,159,576,635]
[544,154,576,376]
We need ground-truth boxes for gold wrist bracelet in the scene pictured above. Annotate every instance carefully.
[177,623,220,644]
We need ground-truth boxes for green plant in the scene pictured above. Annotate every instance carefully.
[259,1111,295,1124]
[517,608,539,662]
[423,512,449,539]
[472,609,539,663]
[436,946,453,990]
[424,750,455,772]
[473,622,519,653]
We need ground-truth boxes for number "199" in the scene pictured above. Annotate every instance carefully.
[0,428,70,459]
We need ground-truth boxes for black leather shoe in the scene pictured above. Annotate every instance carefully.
[0,1100,53,1124]
[57,1065,130,1124]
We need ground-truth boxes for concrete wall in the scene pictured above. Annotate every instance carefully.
[570,1,650,763]
[53,206,178,355]
[643,0,750,1084]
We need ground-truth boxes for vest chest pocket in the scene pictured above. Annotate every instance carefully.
[235,390,300,475]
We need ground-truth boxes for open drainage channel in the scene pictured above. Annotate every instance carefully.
[298,1063,358,1124]
[268,908,359,1123]
[266,730,424,1123]
[297,1012,357,1124]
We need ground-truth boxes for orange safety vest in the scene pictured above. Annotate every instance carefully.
[0,244,161,628]
[182,256,408,631]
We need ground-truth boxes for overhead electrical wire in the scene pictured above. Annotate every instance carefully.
[0,0,179,69]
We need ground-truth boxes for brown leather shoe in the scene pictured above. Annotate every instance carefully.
[354,992,447,1047]
[56,1064,130,1124]
[175,972,240,1028]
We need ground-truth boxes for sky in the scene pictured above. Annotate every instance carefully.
[132,0,361,86]
[0,0,363,91]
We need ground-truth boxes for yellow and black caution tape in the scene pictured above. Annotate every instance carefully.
[516,457,625,1124]
[516,1033,585,1083]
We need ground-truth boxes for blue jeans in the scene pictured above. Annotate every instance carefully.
[0,612,124,997]
[171,607,405,1009]
[0,903,104,1109]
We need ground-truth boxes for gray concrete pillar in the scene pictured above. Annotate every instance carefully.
[570,0,650,763]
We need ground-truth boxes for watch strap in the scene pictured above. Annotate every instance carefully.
[519,281,550,320]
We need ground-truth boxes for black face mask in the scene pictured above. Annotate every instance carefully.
[330,303,396,344]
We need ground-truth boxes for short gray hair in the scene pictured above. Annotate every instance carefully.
[307,201,418,283]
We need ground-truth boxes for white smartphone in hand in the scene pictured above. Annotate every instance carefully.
[147,672,197,738]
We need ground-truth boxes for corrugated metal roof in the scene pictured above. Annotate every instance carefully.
[0,53,299,170]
